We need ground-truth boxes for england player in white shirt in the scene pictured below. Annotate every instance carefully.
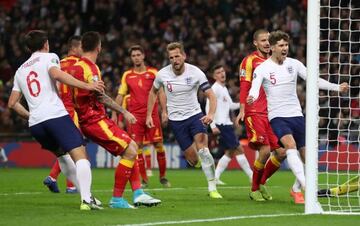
[146,42,222,199]
[248,30,349,192]
[7,30,105,210]
[205,64,252,185]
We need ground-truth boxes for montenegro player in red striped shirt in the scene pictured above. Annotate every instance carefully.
[43,36,82,194]
[70,32,161,209]
[113,45,170,188]
[235,29,288,202]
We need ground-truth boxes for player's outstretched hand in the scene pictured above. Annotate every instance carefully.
[339,82,349,93]
[200,114,213,125]
[246,96,255,105]
[146,115,154,128]
[88,81,105,93]
[124,111,137,124]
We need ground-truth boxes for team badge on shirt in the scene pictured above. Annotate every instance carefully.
[287,66,293,74]
[185,77,192,85]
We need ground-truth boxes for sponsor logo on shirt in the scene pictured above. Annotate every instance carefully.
[51,58,59,64]
[240,69,246,77]
[92,75,99,82]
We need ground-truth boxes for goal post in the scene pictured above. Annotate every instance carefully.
[306,0,360,214]
[305,0,323,214]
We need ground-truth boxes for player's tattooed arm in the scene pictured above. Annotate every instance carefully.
[97,92,136,124]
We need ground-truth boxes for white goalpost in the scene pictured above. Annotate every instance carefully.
[306,0,360,214]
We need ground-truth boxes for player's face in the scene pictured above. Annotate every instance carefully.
[130,50,145,67]
[213,67,226,83]
[168,48,186,74]
[254,33,270,55]
[271,39,289,62]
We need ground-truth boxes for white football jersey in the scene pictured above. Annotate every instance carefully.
[153,63,209,121]
[249,57,340,120]
[12,52,68,126]
[206,82,239,128]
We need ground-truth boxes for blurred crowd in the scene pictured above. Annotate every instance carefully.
[0,0,358,146]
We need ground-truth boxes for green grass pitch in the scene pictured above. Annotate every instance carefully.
[0,168,358,226]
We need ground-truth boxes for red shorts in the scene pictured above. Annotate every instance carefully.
[244,114,280,150]
[81,118,132,156]
[127,113,163,144]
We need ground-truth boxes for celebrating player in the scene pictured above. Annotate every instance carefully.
[8,30,104,210]
[146,42,222,199]
[70,31,161,209]
[206,64,253,185]
[236,29,286,202]
[248,30,349,200]
[43,35,82,194]
[113,45,170,188]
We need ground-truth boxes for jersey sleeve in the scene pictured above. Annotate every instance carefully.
[239,56,253,104]
[196,68,211,91]
[248,67,264,100]
[118,71,129,95]
[296,59,307,81]
[46,53,60,72]
[153,72,163,89]
[12,70,21,92]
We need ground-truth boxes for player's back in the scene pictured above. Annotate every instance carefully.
[239,51,268,116]
[119,67,158,114]
[70,57,106,125]
[14,52,67,126]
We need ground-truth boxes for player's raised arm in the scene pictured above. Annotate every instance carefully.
[296,59,349,93]
[49,66,105,93]
[247,69,264,104]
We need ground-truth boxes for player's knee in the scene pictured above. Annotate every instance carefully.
[124,141,138,160]
[274,147,286,161]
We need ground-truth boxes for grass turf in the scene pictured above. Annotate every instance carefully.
[0,168,359,226]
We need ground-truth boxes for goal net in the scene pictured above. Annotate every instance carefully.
[306,0,360,214]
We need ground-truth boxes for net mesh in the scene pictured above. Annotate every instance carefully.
[317,0,360,213]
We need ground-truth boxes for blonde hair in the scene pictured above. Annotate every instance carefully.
[166,42,185,54]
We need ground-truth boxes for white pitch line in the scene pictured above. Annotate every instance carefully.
[117,213,305,226]
[0,185,273,196]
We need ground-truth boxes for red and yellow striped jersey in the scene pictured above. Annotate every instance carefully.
[69,57,106,125]
[239,51,268,116]
[118,67,158,114]
[59,55,80,113]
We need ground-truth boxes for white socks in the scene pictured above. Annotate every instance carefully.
[236,154,253,180]
[215,155,231,180]
[292,178,302,192]
[286,149,305,189]
[198,148,217,192]
[0,148,8,162]
[58,155,92,203]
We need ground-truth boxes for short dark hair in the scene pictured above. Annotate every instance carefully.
[67,35,81,49]
[24,30,48,53]
[269,30,290,46]
[81,31,101,52]
[211,64,223,74]
[128,45,144,55]
[253,29,269,41]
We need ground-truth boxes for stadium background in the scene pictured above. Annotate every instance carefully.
[0,0,358,169]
